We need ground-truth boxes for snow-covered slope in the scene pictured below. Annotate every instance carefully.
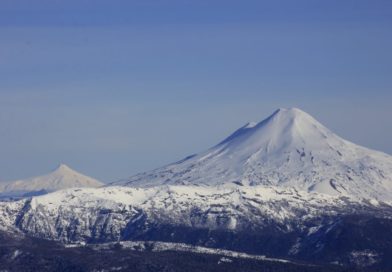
[1,185,391,268]
[113,108,392,201]
[0,164,103,198]
[1,108,392,266]
[0,184,386,242]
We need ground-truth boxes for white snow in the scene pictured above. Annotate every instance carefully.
[89,240,293,264]
[349,250,380,267]
[0,107,391,250]
[243,122,258,129]
[113,108,392,202]
[0,164,103,198]
[0,183,370,243]
[11,249,22,260]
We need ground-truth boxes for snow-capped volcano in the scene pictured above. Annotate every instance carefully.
[0,164,103,198]
[114,108,392,201]
[1,108,392,269]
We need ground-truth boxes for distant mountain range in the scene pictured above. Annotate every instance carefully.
[1,108,392,270]
[0,164,103,198]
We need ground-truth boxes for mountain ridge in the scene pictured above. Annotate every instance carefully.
[112,108,392,201]
[1,108,392,269]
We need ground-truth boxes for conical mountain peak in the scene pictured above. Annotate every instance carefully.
[55,163,73,173]
[0,164,103,198]
[274,107,307,115]
[116,108,392,202]
[219,107,332,152]
[258,107,322,130]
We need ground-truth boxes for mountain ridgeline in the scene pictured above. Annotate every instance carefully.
[114,108,392,202]
[0,164,103,199]
[1,108,392,271]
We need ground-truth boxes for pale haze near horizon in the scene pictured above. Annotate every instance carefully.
[0,0,391,182]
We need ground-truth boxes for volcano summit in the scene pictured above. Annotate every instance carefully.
[1,108,392,270]
[114,108,392,202]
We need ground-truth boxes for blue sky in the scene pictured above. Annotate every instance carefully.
[0,0,391,182]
